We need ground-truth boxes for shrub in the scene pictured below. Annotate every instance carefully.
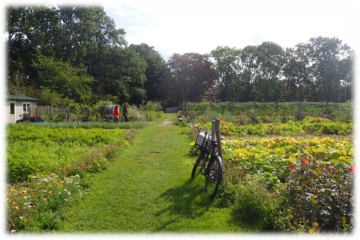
[316,114,333,120]
[248,108,259,124]
[294,111,304,121]
[282,158,355,233]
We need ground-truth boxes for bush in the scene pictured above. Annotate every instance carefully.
[248,108,259,124]
[294,111,304,121]
[92,100,115,119]
[282,158,355,232]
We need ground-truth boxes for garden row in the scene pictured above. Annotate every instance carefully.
[6,123,140,233]
[185,101,353,123]
[194,117,352,136]
[184,117,354,233]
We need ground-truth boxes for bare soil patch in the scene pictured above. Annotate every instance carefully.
[160,119,174,126]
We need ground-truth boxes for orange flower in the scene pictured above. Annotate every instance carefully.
[309,229,314,233]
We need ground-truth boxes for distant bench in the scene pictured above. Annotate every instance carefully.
[165,107,179,113]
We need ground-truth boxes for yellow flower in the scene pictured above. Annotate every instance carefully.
[290,214,293,218]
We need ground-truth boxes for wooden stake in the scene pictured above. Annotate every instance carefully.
[214,119,223,160]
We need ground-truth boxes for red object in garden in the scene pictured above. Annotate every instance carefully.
[290,163,295,169]
[348,166,355,173]
[301,158,307,165]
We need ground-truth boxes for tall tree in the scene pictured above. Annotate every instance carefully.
[54,5,127,68]
[129,43,167,101]
[239,45,259,102]
[210,46,242,101]
[253,42,284,102]
[31,53,94,104]
[6,6,60,76]
[307,37,353,101]
[160,53,218,105]
[88,46,147,105]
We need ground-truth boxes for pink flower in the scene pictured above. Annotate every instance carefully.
[290,164,295,169]
[348,166,355,173]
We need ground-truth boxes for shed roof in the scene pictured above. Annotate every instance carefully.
[7,94,40,101]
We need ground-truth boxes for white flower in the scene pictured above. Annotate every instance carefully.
[11,230,16,233]
[24,202,31,206]
[20,216,23,219]
[23,196,28,199]
[32,176,37,179]
[67,191,71,195]
[64,198,68,201]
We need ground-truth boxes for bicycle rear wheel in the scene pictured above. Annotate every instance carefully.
[205,155,224,198]
[191,150,206,178]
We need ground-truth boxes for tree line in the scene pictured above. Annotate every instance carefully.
[6,5,354,108]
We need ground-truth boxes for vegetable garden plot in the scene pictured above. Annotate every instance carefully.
[6,125,129,182]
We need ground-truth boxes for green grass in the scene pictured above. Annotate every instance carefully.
[58,114,243,233]
[13,121,147,129]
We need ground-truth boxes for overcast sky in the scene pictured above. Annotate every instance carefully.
[102,0,359,61]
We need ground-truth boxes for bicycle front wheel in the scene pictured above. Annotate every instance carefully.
[191,150,206,178]
[205,155,224,198]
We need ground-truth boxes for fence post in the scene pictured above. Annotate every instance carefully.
[345,85,346,102]
[214,119,223,160]
[326,101,329,114]
[211,120,215,145]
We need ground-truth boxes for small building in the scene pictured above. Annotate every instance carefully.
[6,94,40,123]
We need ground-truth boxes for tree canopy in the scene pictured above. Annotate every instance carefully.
[6,5,354,107]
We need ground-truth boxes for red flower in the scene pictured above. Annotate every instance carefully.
[301,159,307,165]
[290,164,295,169]
[348,166,355,173]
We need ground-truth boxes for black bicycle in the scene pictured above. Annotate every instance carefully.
[191,125,224,198]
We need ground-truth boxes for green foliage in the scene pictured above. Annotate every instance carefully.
[282,158,354,232]
[7,173,82,232]
[92,100,115,119]
[31,53,94,104]
[6,125,128,182]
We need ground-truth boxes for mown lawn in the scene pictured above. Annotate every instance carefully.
[59,113,243,233]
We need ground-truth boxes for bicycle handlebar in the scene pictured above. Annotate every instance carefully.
[194,125,225,142]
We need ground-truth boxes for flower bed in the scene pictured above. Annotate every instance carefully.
[222,136,353,185]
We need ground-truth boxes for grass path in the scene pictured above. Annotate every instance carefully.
[59,113,242,233]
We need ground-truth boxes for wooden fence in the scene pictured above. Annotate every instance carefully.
[28,106,94,121]
[181,101,352,118]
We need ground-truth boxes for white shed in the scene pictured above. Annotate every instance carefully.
[6,94,40,123]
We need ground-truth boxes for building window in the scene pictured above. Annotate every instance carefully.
[10,102,15,114]
[22,102,31,113]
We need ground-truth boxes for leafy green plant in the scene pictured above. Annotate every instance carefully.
[283,158,355,232]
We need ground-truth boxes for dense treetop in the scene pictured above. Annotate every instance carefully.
[6,5,354,107]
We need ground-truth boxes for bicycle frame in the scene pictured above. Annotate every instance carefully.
[194,126,218,175]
